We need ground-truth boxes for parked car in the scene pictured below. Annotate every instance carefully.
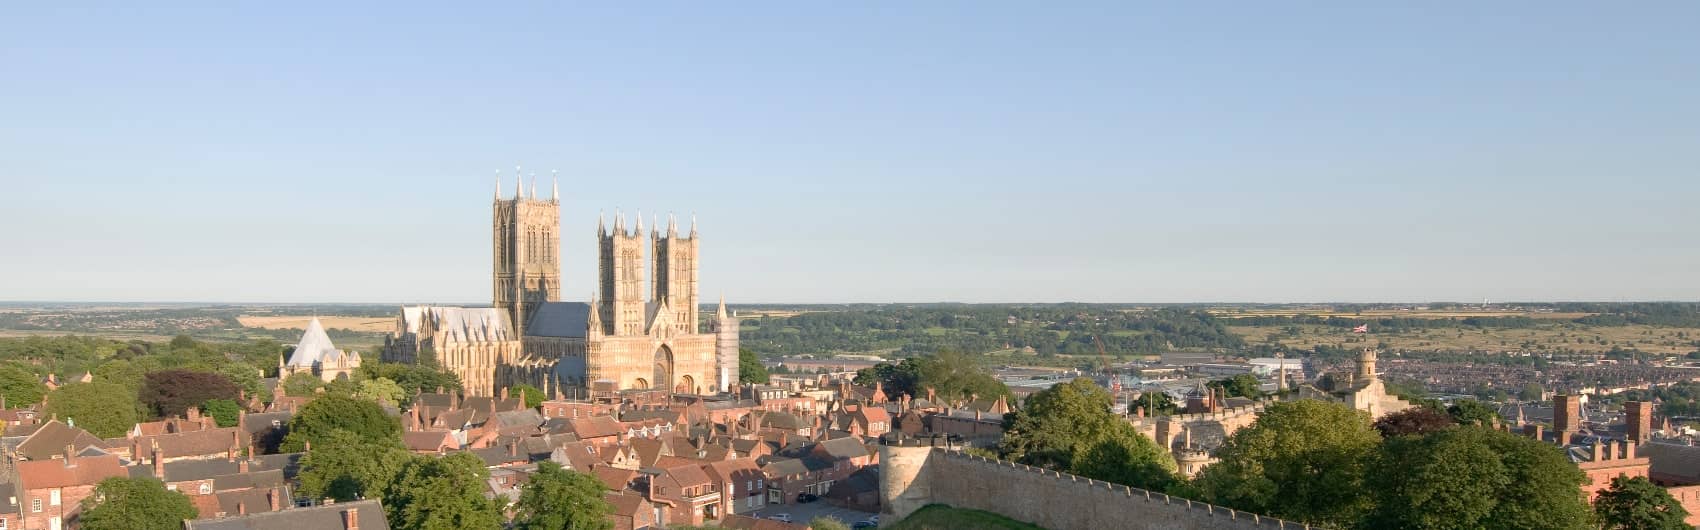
[853,522,877,529]
[796,492,820,503]
[768,513,793,523]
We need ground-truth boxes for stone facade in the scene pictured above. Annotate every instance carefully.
[877,438,1309,529]
[385,174,739,397]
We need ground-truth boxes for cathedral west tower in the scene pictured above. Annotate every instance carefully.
[493,171,561,337]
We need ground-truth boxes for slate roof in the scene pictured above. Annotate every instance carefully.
[184,498,389,530]
[1643,441,1700,481]
[16,420,103,461]
[526,302,591,338]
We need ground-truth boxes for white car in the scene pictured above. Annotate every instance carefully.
[769,513,793,523]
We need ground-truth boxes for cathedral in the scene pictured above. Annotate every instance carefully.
[383,173,739,397]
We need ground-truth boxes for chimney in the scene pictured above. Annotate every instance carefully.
[188,407,201,422]
[237,501,247,515]
[1592,441,1604,462]
[342,508,359,530]
[508,441,518,458]
[153,448,164,478]
[268,488,280,511]
[239,458,250,473]
[1525,423,1543,441]
[62,444,74,467]
[1627,439,1640,459]
[451,391,460,410]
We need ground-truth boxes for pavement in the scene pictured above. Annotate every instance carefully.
[745,502,879,526]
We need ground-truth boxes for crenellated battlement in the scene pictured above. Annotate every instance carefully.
[879,444,1312,529]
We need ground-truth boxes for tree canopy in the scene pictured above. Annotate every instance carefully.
[78,477,199,530]
[1208,374,1263,399]
[854,351,1009,403]
[355,377,407,406]
[1445,399,1500,426]
[281,394,402,452]
[739,348,769,384]
[201,398,242,428]
[0,363,46,408]
[139,369,241,418]
[281,372,325,398]
[359,362,463,401]
[510,383,545,408]
[298,429,415,502]
[1594,475,1692,530]
[999,378,1178,491]
[1371,407,1456,438]
[385,452,506,530]
[1195,400,1381,527]
[511,461,613,530]
[46,382,139,438]
[1365,426,1589,529]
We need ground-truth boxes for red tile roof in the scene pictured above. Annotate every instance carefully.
[17,454,125,490]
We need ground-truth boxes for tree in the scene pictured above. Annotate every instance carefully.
[218,362,273,403]
[511,461,613,530]
[298,429,416,502]
[355,378,407,406]
[385,452,506,530]
[1195,400,1381,527]
[281,372,325,397]
[1519,383,1545,402]
[1595,476,1691,530]
[509,383,545,408]
[358,362,462,399]
[1366,426,1589,529]
[201,399,242,428]
[1372,407,1455,438]
[1000,378,1177,491]
[45,382,139,438]
[0,363,46,407]
[1446,399,1500,426]
[1209,374,1263,399]
[281,394,403,452]
[139,369,240,418]
[1069,422,1181,492]
[79,477,199,530]
[738,348,769,384]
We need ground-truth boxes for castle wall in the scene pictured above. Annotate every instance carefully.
[879,445,1312,530]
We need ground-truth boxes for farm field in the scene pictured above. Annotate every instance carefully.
[238,314,394,333]
[1228,323,1700,356]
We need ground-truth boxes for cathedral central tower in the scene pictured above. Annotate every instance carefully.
[493,171,561,337]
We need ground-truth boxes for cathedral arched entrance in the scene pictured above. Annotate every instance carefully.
[678,374,695,395]
[653,345,674,393]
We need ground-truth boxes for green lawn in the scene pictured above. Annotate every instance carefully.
[888,504,1046,530]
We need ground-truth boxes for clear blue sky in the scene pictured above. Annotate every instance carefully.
[3,3,1697,304]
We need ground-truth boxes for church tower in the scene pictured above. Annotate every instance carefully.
[598,211,646,336]
[652,213,700,334]
[493,170,561,337]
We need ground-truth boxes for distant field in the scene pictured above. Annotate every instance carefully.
[238,315,394,333]
[0,329,180,342]
[1229,323,1700,355]
[1212,309,1592,320]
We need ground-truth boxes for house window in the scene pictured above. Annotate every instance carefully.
[746,480,753,492]
[49,489,59,506]
[167,485,177,491]
[199,483,211,495]
[31,499,41,512]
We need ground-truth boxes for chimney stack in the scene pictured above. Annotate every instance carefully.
[268,487,280,511]
[1553,394,1581,436]
[342,508,359,530]
[1627,401,1653,442]
[62,444,74,467]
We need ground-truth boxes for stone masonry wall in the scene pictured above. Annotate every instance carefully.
[882,446,1315,530]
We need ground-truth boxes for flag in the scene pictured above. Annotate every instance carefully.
[1352,324,1369,333]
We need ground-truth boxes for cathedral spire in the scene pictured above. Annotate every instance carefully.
[668,212,678,237]
[614,208,624,232]
[551,170,559,202]
[513,165,523,200]
[530,172,538,200]
[597,210,606,235]
[635,210,644,237]
[717,295,727,319]
[494,170,502,199]
[690,212,698,238]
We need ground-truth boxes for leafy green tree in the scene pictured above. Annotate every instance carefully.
[139,369,240,418]
[385,452,506,530]
[1209,374,1262,399]
[1372,407,1455,438]
[1519,383,1545,402]
[281,372,325,397]
[0,363,47,407]
[1000,378,1177,490]
[510,383,546,408]
[298,429,416,502]
[355,377,407,406]
[281,394,403,452]
[218,362,272,403]
[1594,476,1691,530]
[92,359,146,393]
[1195,400,1381,528]
[1366,426,1589,529]
[45,382,139,438]
[358,362,463,399]
[200,398,242,428]
[78,477,199,530]
[739,348,769,384]
[511,461,613,530]
[1069,422,1180,492]
[1446,399,1500,426]
[915,350,1011,402]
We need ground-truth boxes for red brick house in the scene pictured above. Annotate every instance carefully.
[16,451,125,530]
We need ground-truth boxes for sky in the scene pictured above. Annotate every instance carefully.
[2,3,1697,304]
